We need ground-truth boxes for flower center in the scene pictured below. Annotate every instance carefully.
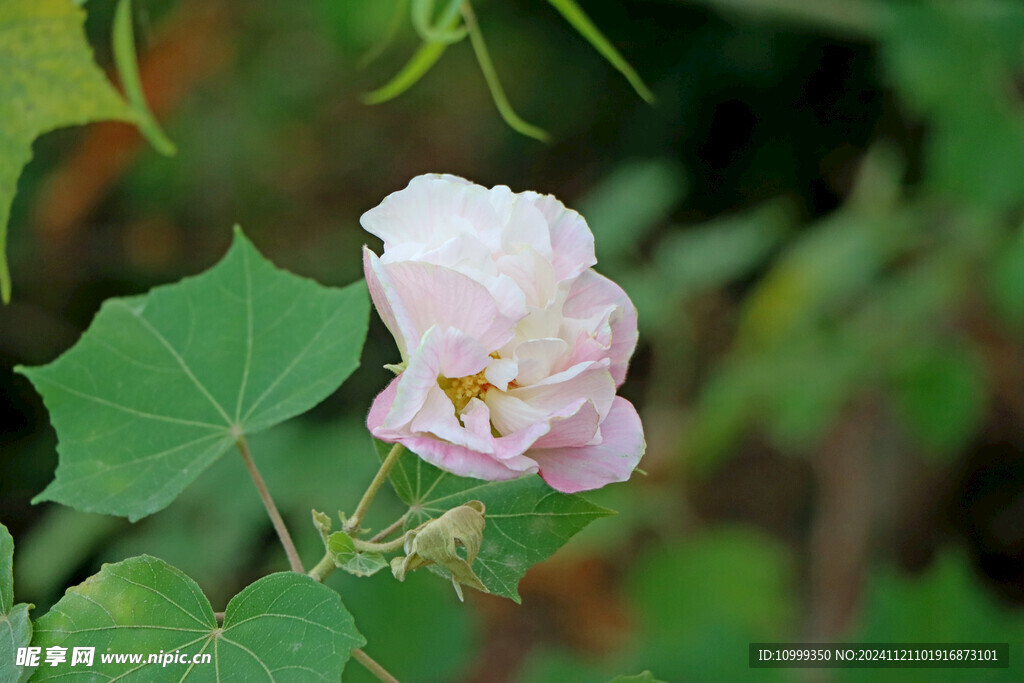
[439,371,490,413]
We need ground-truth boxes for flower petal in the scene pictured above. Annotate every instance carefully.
[397,435,538,481]
[375,260,516,352]
[361,174,502,253]
[531,399,601,449]
[509,361,616,420]
[523,192,597,281]
[513,337,570,386]
[367,375,400,436]
[484,357,518,391]
[411,386,493,454]
[563,270,639,387]
[364,246,417,359]
[383,326,489,432]
[531,397,645,493]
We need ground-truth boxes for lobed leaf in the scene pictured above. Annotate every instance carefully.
[0,0,135,302]
[377,440,613,602]
[328,531,389,578]
[31,555,365,681]
[0,523,32,683]
[18,228,369,520]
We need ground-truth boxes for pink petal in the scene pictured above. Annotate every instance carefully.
[383,326,489,432]
[531,399,601,449]
[397,435,538,481]
[462,398,552,465]
[531,397,645,493]
[363,247,416,358]
[564,270,639,387]
[508,361,616,421]
[367,375,399,436]
[376,260,516,352]
[411,386,493,454]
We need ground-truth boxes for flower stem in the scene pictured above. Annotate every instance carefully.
[352,648,400,683]
[344,443,405,534]
[308,552,336,583]
[353,535,408,554]
[236,437,304,573]
[370,511,410,543]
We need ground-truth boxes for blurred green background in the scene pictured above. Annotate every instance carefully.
[3,0,1024,680]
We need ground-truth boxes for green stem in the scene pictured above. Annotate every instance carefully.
[461,0,550,142]
[352,648,400,683]
[308,552,336,583]
[370,511,410,542]
[353,535,408,554]
[344,443,405,534]
[237,437,304,573]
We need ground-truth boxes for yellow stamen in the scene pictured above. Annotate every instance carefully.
[439,370,490,413]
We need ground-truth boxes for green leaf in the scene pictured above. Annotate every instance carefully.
[546,0,655,104]
[18,227,369,520]
[0,523,32,683]
[0,0,135,303]
[328,531,389,578]
[377,440,613,603]
[112,0,176,156]
[362,35,450,105]
[31,555,365,681]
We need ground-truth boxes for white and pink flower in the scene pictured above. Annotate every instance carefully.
[363,174,644,493]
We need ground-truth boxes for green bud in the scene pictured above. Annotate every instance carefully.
[391,500,488,601]
[312,509,332,545]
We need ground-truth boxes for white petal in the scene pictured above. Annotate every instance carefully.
[360,174,500,252]
[508,361,616,421]
[484,391,550,436]
[503,196,553,259]
[522,191,596,281]
[484,358,518,391]
[513,338,569,386]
